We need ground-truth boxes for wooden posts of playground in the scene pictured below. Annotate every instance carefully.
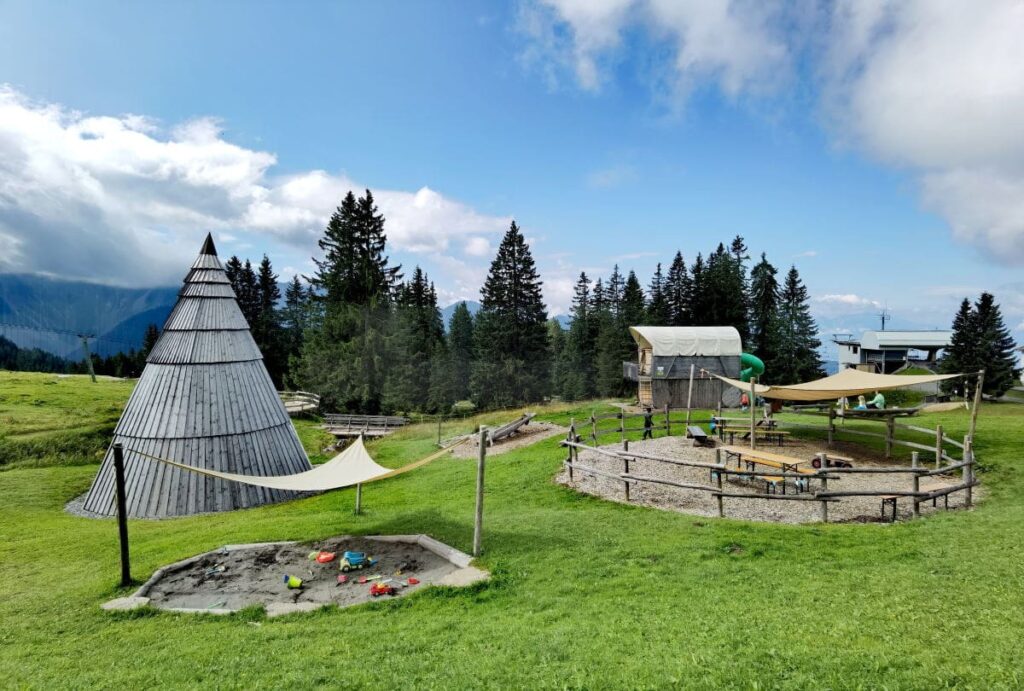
[885,416,895,459]
[623,453,631,501]
[817,452,828,523]
[112,443,131,587]
[473,426,487,558]
[685,363,695,428]
[354,483,362,515]
[911,452,920,517]
[714,448,724,518]
[619,411,625,447]
[749,377,757,450]
[567,419,575,481]
[964,436,973,508]
[935,424,944,469]
[591,413,598,444]
[665,404,671,437]
[827,407,835,446]
[968,369,985,444]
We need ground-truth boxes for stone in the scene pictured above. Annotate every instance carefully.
[436,566,489,587]
[265,601,324,618]
[101,596,150,611]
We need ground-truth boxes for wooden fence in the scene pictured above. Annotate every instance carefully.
[561,413,978,523]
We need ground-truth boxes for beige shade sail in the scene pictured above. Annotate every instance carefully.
[124,436,459,492]
[706,367,963,402]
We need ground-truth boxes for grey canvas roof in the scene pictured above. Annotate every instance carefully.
[82,234,312,518]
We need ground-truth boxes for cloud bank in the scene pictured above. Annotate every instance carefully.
[0,86,510,286]
[521,0,1024,263]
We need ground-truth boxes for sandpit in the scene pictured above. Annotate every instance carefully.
[558,435,975,524]
[103,535,488,616]
[451,421,567,458]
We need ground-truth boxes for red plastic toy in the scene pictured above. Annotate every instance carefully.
[369,582,397,597]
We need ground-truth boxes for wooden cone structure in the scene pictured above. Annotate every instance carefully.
[83,234,312,518]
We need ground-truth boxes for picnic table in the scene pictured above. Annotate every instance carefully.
[718,445,817,493]
[716,426,790,446]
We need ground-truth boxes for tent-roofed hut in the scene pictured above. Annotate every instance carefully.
[82,234,312,518]
[627,326,743,409]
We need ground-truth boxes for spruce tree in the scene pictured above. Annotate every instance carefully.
[973,292,1020,397]
[471,221,550,407]
[776,266,824,384]
[298,189,402,412]
[447,301,475,402]
[665,251,692,326]
[385,267,444,412]
[252,255,285,386]
[559,272,596,401]
[236,260,261,327]
[141,323,160,358]
[748,253,782,381]
[941,298,977,393]
[689,254,706,325]
[646,263,670,325]
[282,275,311,377]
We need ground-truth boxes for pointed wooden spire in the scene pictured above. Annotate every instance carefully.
[199,232,218,256]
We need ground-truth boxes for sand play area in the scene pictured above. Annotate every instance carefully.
[104,535,488,616]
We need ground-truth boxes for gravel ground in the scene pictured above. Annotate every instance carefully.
[557,434,974,524]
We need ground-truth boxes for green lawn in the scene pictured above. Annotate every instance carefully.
[1,371,1023,687]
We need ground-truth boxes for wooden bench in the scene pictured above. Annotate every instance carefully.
[686,425,712,447]
[881,495,898,522]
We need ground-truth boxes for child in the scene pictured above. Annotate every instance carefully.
[642,407,654,440]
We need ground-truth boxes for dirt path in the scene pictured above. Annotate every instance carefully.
[451,421,567,459]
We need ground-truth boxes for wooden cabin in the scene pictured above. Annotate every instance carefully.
[627,326,743,409]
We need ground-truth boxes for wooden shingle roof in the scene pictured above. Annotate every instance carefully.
[83,234,313,518]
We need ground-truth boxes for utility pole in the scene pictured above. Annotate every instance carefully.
[878,306,891,331]
[79,334,96,383]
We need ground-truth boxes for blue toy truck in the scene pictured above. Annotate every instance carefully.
[338,551,377,572]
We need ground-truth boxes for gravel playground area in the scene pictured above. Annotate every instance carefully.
[557,434,973,524]
[145,536,461,612]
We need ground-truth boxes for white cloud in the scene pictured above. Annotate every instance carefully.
[0,86,510,285]
[821,0,1024,263]
[816,294,882,308]
[520,0,791,103]
[793,250,817,259]
[463,236,493,257]
[520,0,1024,263]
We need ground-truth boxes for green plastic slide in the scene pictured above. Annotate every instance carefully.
[740,352,765,382]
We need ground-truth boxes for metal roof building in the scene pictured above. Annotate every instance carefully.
[833,329,952,374]
[82,234,312,518]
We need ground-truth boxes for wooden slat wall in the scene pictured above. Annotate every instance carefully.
[82,241,313,518]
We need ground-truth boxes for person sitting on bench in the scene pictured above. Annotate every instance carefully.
[854,395,867,410]
[865,391,885,410]
[642,407,654,440]
[740,392,750,411]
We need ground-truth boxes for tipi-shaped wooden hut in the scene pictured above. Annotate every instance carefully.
[83,234,312,518]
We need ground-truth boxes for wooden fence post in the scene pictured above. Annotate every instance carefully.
[911,452,920,518]
[473,426,487,558]
[567,419,575,482]
[935,424,943,469]
[665,404,671,437]
[964,436,973,509]
[685,363,695,428]
[715,448,724,518]
[591,413,597,444]
[619,411,625,446]
[623,454,630,501]
[827,407,834,446]
[968,369,985,444]
[354,483,362,515]
[749,377,757,450]
[818,452,828,523]
[112,443,132,587]
[885,415,895,459]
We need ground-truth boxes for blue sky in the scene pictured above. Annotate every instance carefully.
[1,0,1022,345]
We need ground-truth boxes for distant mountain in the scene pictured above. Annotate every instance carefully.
[440,300,481,329]
[0,274,178,358]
